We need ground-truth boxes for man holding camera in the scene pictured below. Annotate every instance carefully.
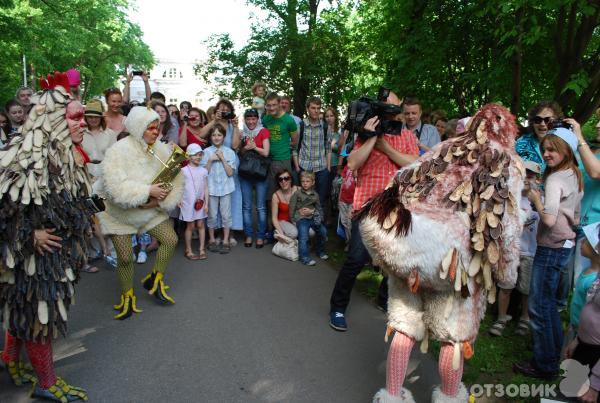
[329,91,420,331]
[402,97,441,153]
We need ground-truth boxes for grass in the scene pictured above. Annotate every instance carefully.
[324,229,564,402]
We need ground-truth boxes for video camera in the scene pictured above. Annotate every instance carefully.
[343,87,404,139]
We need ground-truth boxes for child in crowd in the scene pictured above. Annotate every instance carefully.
[180,144,209,260]
[251,81,267,118]
[514,127,584,379]
[202,125,238,254]
[490,161,541,337]
[570,222,600,330]
[289,171,328,266]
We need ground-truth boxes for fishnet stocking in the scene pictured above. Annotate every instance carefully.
[147,220,178,275]
[25,340,56,388]
[1,331,22,363]
[386,331,415,396]
[439,343,464,396]
[111,234,135,293]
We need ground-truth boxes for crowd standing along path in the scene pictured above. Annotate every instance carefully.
[0,243,438,402]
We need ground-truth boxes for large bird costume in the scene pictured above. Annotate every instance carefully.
[358,104,525,402]
[0,72,92,402]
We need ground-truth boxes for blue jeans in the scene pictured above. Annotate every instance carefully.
[296,218,327,262]
[528,246,573,373]
[240,176,268,240]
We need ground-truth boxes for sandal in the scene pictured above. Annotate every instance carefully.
[185,251,199,261]
[198,250,207,260]
[81,264,99,273]
[244,238,253,248]
[255,239,264,249]
[489,315,512,337]
[220,243,231,254]
[208,242,219,253]
[514,318,531,336]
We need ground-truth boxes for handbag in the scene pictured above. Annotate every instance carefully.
[84,194,106,214]
[239,149,270,180]
[239,130,270,180]
[272,239,299,261]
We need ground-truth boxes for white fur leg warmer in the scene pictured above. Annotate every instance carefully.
[373,388,415,403]
[431,383,469,403]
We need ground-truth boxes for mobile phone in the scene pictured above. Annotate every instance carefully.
[132,70,143,76]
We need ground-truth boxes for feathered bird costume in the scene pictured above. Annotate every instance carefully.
[0,72,92,402]
[357,104,525,402]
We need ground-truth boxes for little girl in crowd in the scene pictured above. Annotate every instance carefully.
[490,161,541,337]
[251,81,267,118]
[180,143,209,260]
[515,127,584,379]
[202,124,238,254]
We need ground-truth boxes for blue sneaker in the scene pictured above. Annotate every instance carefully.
[329,311,347,331]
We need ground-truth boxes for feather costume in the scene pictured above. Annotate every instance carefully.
[0,75,93,344]
[360,104,525,402]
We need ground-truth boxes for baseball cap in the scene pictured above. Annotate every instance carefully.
[548,127,578,154]
[187,143,203,156]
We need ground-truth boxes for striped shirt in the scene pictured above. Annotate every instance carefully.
[352,130,419,212]
[299,119,330,172]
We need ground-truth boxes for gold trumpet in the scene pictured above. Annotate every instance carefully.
[147,143,189,191]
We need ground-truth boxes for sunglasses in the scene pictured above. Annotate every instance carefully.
[533,116,554,125]
[278,176,292,182]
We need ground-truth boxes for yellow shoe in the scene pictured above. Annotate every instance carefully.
[114,289,142,320]
[148,272,175,304]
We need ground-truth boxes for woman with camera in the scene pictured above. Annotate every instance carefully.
[99,106,184,319]
[239,109,271,248]
[178,107,209,150]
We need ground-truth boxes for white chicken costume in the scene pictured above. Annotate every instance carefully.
[356,104,524,402]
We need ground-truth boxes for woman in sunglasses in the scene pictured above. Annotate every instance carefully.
[178,107,209,150]
[272,169,300,240]
[516,101,565,172]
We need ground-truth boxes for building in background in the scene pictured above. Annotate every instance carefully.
[128,58,213,109]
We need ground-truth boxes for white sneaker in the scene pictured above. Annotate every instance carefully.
[137,251,148,264]
[229,237,237,247]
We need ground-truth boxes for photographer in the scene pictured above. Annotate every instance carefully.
[329,91,420,331]
[123,70,152,109]
[178,107,209,150]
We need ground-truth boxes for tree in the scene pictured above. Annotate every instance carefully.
[196,0,354,116]
[350,0,600,122]
[0,0,154,105]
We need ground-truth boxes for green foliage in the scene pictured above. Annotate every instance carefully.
[0,0,154,105]
[198,0,599,123]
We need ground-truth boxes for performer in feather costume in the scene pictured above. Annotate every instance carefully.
[0,72,92,402]
[357,104,525,402]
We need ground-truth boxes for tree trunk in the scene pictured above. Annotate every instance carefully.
[510,7,524,115]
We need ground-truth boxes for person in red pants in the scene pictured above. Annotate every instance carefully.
[0,72,92,402]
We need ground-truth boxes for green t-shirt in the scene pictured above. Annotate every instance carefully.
[262,113,298,161]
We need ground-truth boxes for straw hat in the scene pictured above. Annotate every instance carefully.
[85,99,104,117]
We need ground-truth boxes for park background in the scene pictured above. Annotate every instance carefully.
[0,0,598,134]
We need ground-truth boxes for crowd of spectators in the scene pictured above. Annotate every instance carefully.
[2,72,600,398]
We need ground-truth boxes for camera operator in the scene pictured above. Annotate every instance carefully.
[198,99,241,151]
[329,91,420,332]
[402,97,441,153]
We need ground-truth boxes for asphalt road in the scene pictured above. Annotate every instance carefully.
[1,241,438,403]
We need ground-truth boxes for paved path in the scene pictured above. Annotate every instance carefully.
[1,241,438,402]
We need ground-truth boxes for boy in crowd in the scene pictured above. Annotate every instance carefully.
[289,171,328,266]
